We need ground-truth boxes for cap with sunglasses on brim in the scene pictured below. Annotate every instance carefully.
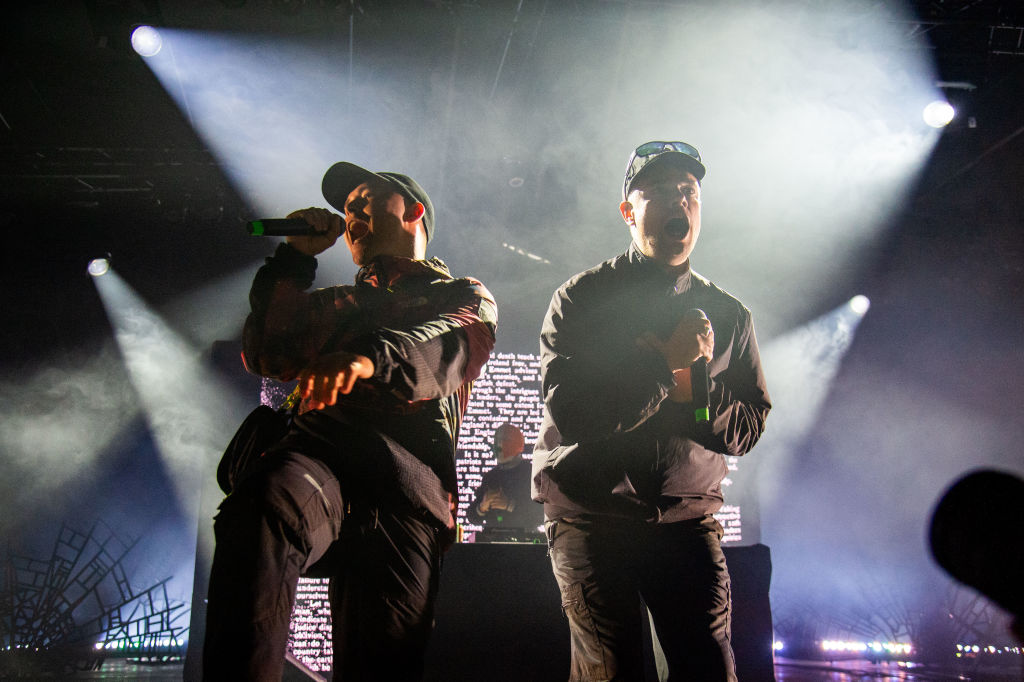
[322,161,436,242]
[623,141,707,201]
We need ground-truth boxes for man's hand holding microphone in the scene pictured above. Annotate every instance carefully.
[637,309,713,411]
[278,207,376,411]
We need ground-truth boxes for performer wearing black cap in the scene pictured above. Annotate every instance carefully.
[532,142,771,681]
[204,162,497,681]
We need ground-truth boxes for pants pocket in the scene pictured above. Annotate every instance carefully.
[561,580,586,614]
[559,581,612,681]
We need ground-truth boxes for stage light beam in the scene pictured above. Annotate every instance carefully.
[753,298,872,509]
[91,266,251,596]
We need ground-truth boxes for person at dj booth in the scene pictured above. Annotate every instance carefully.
[532,140,771,681]
[202,161,497,681]
[468,422,544,540]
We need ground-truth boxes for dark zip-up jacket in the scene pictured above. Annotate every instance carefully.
[242,242,497,535]
[532,244,770,523]
[468,457,544,530]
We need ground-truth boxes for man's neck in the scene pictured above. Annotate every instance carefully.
[658,258,691,277]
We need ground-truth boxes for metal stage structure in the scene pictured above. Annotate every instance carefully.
[1,520,187,677]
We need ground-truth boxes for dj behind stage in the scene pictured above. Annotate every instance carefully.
[468,423,545,543]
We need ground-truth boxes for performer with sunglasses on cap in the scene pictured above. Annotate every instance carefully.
[532,141,771,681]
[203,162,497,681]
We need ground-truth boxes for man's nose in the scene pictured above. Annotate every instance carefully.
[349,198,369,216]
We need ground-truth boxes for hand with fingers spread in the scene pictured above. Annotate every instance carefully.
[299,351,375,410]
[285,206,344,256]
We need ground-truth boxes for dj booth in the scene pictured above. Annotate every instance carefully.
[188,539,775,681]
[424,541,775,682]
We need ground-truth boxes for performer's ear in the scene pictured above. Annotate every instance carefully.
[619,200,635,226]
[404,201,426,224]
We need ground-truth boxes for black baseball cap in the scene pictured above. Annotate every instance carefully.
[322,162,435,242]
[623,141,706,201]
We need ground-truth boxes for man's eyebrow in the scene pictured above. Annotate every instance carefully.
[667,175,698,185]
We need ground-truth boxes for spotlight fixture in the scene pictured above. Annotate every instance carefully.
[849,294,870,315]
[922,100,955,128]
[88,257,111,277]
[131,25,163,57]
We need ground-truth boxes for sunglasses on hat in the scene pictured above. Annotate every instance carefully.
[623,141,706,200]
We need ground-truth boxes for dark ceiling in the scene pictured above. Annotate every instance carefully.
[3,0,1021,210]
[1,0,1022,364]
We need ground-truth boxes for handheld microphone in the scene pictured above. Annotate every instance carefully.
[685,309,711,423]
[246,219,317,236]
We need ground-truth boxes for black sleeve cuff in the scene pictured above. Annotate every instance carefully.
[266,242,318,285]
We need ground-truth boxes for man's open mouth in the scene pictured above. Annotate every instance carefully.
[664,217,689,239]
[347,220,370,242]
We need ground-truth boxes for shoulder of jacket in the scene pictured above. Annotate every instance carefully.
[691,270,752,318]
[437,272,494,296]
[558,252,630,295]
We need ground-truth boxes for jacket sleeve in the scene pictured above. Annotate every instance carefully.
[241,244,497,404]
[701,304,771,457]
[241,242,329,381]
[540,286,677,444]
[356,278,498,402]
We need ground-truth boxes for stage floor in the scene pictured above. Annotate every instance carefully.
[774,657,1022,681]
[43,657,1022,681]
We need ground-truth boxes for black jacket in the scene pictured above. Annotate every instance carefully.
[532,244,770,523]
[469,457,544,530]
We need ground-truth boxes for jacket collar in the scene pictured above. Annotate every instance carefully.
[356,255,451,289]
[626,242,694,295]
